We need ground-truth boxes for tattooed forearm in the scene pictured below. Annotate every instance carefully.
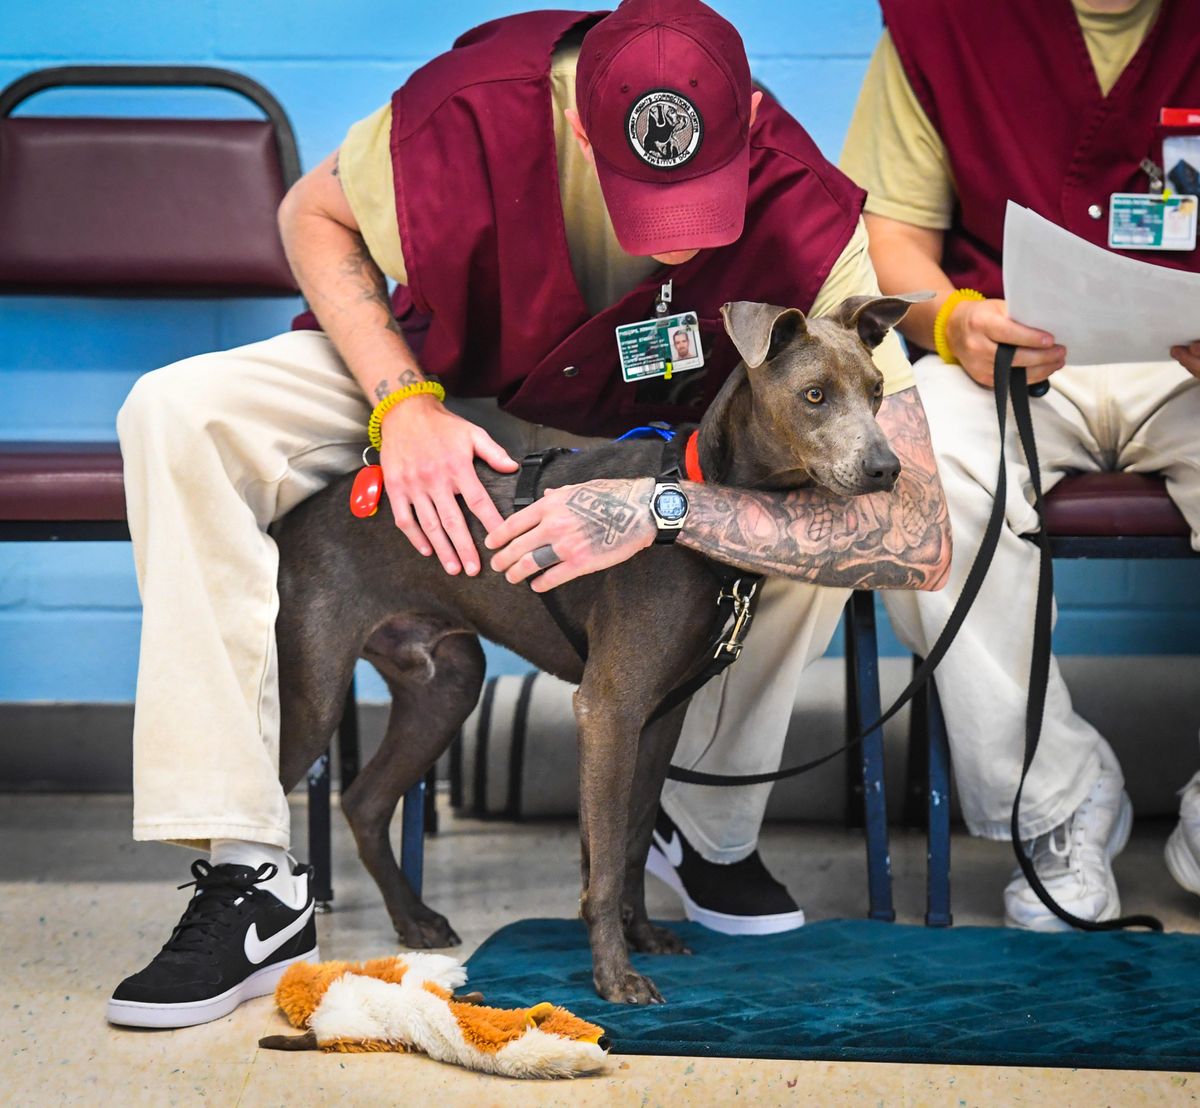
[373,368,425,401]
[679,388,952,590]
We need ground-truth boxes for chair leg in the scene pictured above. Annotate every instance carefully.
[401,777,426,899]
[904,655,930,829]
[423,765,438,834]
[845,591,895,922]
[925,677,953,927]
[843,619,865,831]
[307,753,333,911]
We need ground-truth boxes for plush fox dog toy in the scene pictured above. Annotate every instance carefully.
[258,952,609,1079]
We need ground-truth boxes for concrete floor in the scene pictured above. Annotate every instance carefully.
[2,793,1198,1106]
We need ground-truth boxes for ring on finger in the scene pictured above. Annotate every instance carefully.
[532,544,561,569]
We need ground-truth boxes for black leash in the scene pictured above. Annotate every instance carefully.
[1006,351,1161,932]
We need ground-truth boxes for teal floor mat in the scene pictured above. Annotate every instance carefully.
[464,918,1200,1070]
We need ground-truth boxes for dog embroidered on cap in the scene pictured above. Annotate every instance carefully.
[627,89,703,168]
[577,0,753,254]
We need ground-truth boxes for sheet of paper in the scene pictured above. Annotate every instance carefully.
[1002,200,1200,366]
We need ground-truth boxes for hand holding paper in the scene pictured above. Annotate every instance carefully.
[1002,201,1200,367]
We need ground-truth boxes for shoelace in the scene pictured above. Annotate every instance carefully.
[163,860,278,955]
[1045,822,1072,862]
[1037,790,1100,875]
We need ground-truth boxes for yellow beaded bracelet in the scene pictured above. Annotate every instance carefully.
[932,288,985,364]
[367,381,446,450]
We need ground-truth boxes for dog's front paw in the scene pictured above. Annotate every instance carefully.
[625,920,691,956]
[395,909,461,949]
[594,968,665,1006]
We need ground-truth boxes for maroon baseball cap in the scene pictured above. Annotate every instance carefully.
[577,0,753,256]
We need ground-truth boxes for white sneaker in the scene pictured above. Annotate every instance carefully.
[1003,742,1132,931]
[1164,771,1200,897]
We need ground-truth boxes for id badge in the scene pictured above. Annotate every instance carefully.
[615,311,705,383]
[1108,192,1198,251]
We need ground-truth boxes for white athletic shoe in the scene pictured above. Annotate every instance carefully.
[1164,771,1200,898]
[1003,742,1132,931]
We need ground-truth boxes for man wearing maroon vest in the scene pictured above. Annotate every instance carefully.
[108,0,951,1028]
[840,0,1200,930]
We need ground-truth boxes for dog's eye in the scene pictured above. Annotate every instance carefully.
[803,387,824,405]
[872,380,884,398]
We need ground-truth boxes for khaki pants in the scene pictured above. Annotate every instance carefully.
[118,330,849,857]
[883,354,1200,841]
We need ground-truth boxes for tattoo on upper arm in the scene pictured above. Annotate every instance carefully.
[680,389,951,590]
[340,234,388,304]
[337,232,409,340]
[331,153,340,177]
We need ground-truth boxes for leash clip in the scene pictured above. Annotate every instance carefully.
[714,578,757,661]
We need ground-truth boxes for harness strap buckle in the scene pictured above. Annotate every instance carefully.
[714,578,757,661]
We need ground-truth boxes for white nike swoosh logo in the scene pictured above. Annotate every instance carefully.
[653,829,683,868]
[244,902,314,965]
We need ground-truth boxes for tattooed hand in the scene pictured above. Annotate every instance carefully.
[486,478,656,591]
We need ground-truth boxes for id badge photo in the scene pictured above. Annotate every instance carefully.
[615,310,705,383]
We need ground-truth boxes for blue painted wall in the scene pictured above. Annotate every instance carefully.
[1,1,1196,702]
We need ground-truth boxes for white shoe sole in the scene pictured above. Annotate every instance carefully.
[1004,792,1133,931]
[645,845,805,936]
[1164,823,1200,897]
[106,946,318,1029]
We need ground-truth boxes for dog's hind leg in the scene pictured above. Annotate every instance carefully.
[340,619,484,949]
[620,705,692,956]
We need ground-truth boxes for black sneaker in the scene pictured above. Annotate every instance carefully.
[107,860,318,1028]
[645,808,805,935]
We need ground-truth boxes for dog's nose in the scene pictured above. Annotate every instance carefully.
[862,446,901,491]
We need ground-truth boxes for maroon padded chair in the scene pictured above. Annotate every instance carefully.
[0,66,355,906]
[906,471,1196,926]
[0,65,302,539]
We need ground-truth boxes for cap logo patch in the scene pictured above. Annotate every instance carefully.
[626,89,703,169]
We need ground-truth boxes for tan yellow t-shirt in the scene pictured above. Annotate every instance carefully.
[340,41,913,395]
[839,0,1164,230]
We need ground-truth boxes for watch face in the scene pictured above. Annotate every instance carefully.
[655,488,688,522]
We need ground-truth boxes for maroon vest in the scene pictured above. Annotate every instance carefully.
[298,10,864,437]
[882,0,1200,298]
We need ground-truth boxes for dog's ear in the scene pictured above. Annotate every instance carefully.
[720,302,808,369]
[832,291,934,350]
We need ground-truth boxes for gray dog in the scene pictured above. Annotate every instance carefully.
[272,294,919,1004]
